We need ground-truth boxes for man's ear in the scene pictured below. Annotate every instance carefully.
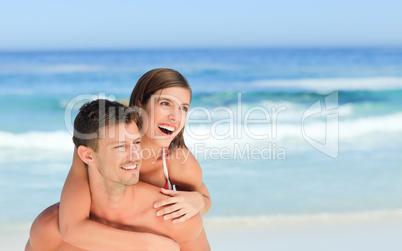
[77,145,95,166]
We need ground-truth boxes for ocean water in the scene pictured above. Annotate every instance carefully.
[0,48,402,227]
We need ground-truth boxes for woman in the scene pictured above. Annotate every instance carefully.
[59,68,211,250]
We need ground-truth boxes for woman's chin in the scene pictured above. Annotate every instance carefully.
[155,138,173,148]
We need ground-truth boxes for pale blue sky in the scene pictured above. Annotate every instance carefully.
[0,0,401,50]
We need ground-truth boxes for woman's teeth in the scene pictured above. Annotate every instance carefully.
[158,125,175,135]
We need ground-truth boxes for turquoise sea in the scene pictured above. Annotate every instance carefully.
[0,48,402,227]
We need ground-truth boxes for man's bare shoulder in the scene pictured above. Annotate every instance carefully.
[26,203,86,251]
[131,182,205,246]
[134,181,165,199]
[26,203,62,251]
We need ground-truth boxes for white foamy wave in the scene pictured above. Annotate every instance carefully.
[253,77,402,92]
[339,113,402,138]
[204,209,402,228]
[188,102,355,124]
[2,113,400,151]
[184,112,402,146]
[0,131,73,150]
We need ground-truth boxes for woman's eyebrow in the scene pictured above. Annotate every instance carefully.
[158,97,189,106]
[158,97,172,102]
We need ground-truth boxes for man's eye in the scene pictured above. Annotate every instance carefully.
[134,141,141,145]
[180,106,188,112]
[160,101,169,106]
[115,145,125,149]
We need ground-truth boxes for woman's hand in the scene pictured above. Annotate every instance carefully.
[154,188,205,223]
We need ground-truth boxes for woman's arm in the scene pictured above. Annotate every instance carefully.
[154,148,212,223]
[59,148,179,251]
[193,182,212,216]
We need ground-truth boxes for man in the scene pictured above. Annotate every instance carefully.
[25,99,210,251]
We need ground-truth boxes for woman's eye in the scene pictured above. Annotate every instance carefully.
[160,101,169,106]
[115,145,125,149]
[134,141,141,145]
[180,106,188,112]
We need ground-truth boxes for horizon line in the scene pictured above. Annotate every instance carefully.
[1,44,402,53]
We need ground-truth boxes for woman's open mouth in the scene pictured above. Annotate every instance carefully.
[158,123,176,136]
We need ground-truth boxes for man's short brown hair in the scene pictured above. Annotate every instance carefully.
[72,99,142,151]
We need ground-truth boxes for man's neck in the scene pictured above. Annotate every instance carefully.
[88,166,132,210]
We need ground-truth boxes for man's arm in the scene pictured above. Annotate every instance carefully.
[179,226,211,251]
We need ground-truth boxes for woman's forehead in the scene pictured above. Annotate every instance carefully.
[155,87,191,104]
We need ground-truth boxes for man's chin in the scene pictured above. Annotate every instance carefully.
[123,178,140,187]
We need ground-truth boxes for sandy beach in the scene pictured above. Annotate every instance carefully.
[3,214,402,251]
[205,215,402,251]
[0,223,30,251]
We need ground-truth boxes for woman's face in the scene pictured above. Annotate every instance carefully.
[142,87,190,147]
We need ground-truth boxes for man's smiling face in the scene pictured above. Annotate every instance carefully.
[93,121,142,187]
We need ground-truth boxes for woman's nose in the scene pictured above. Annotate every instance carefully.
[168,108,179,122]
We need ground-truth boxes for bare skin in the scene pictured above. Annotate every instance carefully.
[88,181,209,251]
[59,87,211,250]
[25,203,86,251]
[26,184,209,251]
[26,122,210,251]
[58,150,179,251]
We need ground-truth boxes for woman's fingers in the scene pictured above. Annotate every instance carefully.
[154,196,179,208]
[156,203,182,217]
[154,190,202,223]
[162,209,187,220]
[160,187,178,196]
